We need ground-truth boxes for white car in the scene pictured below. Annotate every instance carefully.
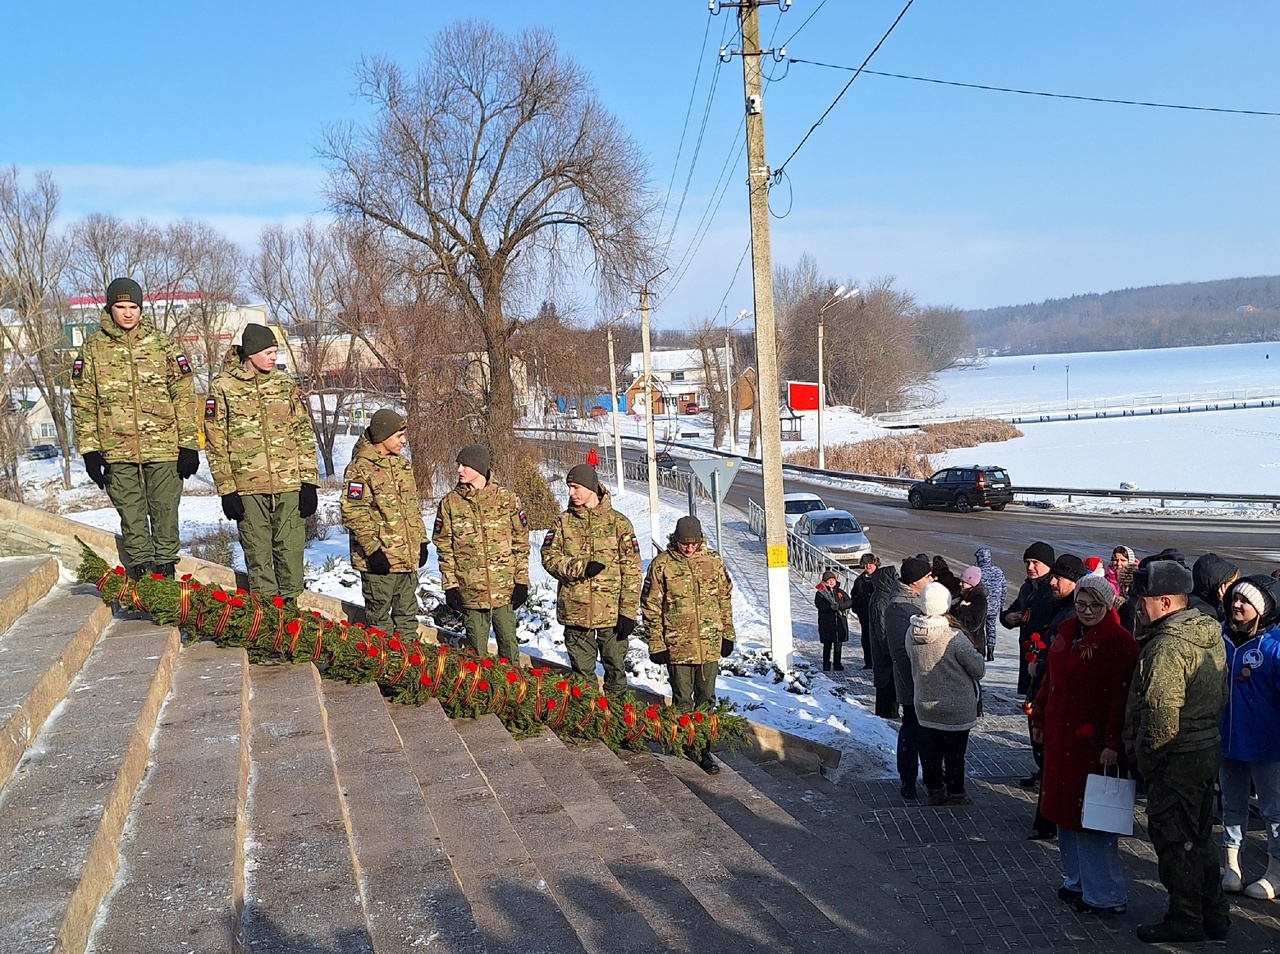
[783,492,828,529]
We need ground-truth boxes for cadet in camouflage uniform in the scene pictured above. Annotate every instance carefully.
[642,515,735,774]
[433,444,529,661]
[540,463,641,693]
[341,410,428,640]
[1123,559,1231,944]
[70,277,200,579]
[204,323,318,600]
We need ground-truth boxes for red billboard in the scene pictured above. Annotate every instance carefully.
[787,381,819,411]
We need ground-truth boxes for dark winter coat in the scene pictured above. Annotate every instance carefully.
[1002,574,1057,695]
[886,583,924,708]
[932,557,962,598]
[851,569,876,639]
[1031,610,1139,831]
[949,583,989,654]
[1188,553,1237,622]
[815,582,853,645]
[868,566,901,690]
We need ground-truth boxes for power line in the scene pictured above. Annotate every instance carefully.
[772,0,916,182]
[781,0,828,49]
[787,61,1280,118]
[657,11,718,243]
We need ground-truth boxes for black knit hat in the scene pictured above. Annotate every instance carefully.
[240,323,276,357]
[456,444,491,475]
[104,277,142,310]
[1049,554,1086,583]
[369,409,405,444]
[674,515,703,543]
[566,463,601,495]
[900,556,931,585]
[1023,541,1055,567]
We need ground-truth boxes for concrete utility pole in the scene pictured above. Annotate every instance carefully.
[719,0,793,667]
[640,288,662,553]
[724,330,735,453]
[606,326,625,496]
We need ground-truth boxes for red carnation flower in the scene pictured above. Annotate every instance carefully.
[114,566,125,576]
[480,658,493,669]
[571,686,583,698]
[271,596,285,609]
[339,619,349,628]
[555,680,569,692]
[313,611,322,620]
[505,671,519,684]
[1074,724,1096,739]
[464,661,479,673]
[356,642,367,653]
[151,572,165,581]
[693,712,704,723]
[388,637,403,652]
[546,699,557,711]
[354,622,366,630]
[366,645,380,658]
[286,620,301,636]
[191,581,201,591]
[595,697,609,711]
[498,657,510,665]
[678,714,691,727]
[476,680,489,692]
[211,590,228,603]
[408,652,424,666]
[181,573,192,582]
[369,627,384,638]
[1024,652,1036,662]
[419,672,433,686]
[645,706,660,720]
[235,588,247,596]
[229,597,244,608]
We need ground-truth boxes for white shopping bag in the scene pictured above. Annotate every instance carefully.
[1081,769,1137,836]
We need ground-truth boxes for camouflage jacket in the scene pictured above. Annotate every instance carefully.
[539,492,642,630]
[340,434,428,573]
[1123,608,1227,774]
[203,362,318,496]
[433,480,529,610]
[70,314,198,463]
[642,539,735,665]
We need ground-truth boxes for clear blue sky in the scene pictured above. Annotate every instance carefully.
[8,1,1280,323]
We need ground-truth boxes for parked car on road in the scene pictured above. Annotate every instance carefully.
[654,451,678,471]
[792,509,872,566]
[26,444,58,461]
[783,491,828,529]
[908,465,1013,513]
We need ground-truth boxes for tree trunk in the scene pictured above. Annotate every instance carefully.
[480,283,516,480]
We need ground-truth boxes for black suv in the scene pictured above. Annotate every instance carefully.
[908,466,1013,513]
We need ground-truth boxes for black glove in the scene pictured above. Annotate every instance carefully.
[83,451,108,490]
[615,616,637,639]
[176,447,200,479]
[221,492,245,522]
[584,560,606,579]
[649,649,670,665]
[419,542,430,568]
[512,582,529,609]
[366,549,392,575]
[445,588,464,611]
[720,638,735,658]
[298,482,318,518]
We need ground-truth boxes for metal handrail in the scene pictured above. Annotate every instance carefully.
[747,499,857,590]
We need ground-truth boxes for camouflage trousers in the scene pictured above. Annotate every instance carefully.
[105,460,181,572]
[459,604,519,662]
[1146,746,1229,928]
[239,491,305,599]
[362,571,419,641]
[564,625,627,694]
[668,661,717,711]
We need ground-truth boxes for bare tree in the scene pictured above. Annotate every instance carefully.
[0,168,74,488]
[912,305,969,372]
[185,224,245,392]
[322,19,659,475]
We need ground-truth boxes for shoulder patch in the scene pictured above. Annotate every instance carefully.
[433,515,443,534]
[175,353,192,375]
[518,508,528,528]
[642,577,652,598]
[629,534,640,554]
[346,481,364,501]
[71,357,83,380]
[543,528,555,547]
[204,397,217,419]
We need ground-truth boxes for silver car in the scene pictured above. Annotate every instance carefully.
[792,509,872,565]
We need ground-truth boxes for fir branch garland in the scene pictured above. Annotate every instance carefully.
[76,545,746,757]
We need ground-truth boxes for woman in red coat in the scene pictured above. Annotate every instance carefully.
[1031,574,1139,917]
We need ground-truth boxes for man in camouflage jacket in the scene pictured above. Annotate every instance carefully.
[433,444,529,661]
[540,464,641,693]
[204,323,318,600]
[1123,559,1230,944]
[70,278,200,579]
[341,410,428,641]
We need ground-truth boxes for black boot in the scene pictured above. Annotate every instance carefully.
[832,646,844,671]
[126,563,151,581]
[698,750,720,775]
[153,562,177,579]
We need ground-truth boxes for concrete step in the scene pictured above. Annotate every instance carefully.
[319,681,486,954]
[666,753,948,953]
[390,700,587,954]
[0,555,58,637]
[0,585,112,787]
[570,743,803,953]
[240,662,371,953]
[619,748,854,954]
[0,617,180,954]
[452,717,663,954]
[86,641,250,954]
[519,732,764,954]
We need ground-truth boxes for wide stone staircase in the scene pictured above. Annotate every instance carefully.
[0,545,949,954]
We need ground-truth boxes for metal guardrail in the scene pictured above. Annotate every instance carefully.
[519,426,1280,509]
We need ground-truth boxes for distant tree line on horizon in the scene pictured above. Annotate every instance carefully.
[966,275,1280,354]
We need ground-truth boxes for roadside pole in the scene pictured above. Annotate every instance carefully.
[712,469,723,553]
[606,326,625,496]
[640,288,661,554]
[725,331,736,454]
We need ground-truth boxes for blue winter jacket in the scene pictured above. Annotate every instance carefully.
[1219,580,1280,763]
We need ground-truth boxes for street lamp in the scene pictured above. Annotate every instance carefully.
[817,286,858,470]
